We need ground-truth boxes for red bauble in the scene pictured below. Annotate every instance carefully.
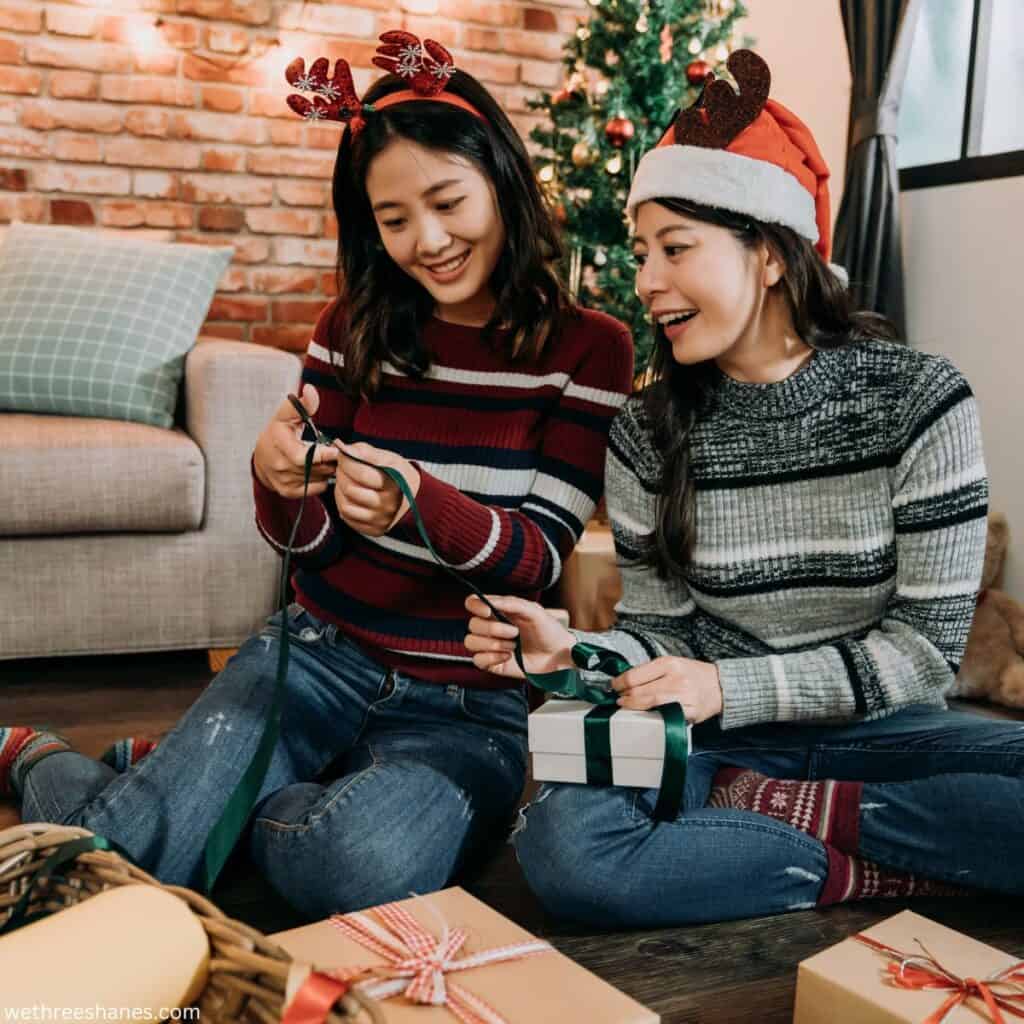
[604,115,635,148]
[553,86,574,104]
[554,203,568,225]
[686,59,711,85]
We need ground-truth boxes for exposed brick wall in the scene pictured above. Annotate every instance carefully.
[0,1,582,350]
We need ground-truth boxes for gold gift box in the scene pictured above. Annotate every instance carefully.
[794,909,1024,1024]
[272,886,659,1023]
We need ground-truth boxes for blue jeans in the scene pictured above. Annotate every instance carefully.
[21,605,527,918]
[513,706,1024,928]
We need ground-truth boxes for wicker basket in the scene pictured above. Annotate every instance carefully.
[0,823,385,1023]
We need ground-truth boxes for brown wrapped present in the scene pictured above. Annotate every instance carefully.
[271,886,659,1023]
[794,910,1024,1024]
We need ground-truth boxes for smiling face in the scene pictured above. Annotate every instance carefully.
[632,200,782,367]
[365,138,506,326]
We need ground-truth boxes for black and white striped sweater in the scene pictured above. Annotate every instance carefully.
[575,340,988,730]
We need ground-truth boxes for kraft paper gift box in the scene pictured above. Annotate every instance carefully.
[528,698,690,789]
[271,885,659,1023]
[793,909,1024,1024]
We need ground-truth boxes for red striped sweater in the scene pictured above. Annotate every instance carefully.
[253,302,633,688]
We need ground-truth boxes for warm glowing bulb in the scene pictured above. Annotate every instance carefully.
[539,164,555,182]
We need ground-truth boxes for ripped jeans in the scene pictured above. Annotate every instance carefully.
[21,604,527,919]
[512,705,1024,927]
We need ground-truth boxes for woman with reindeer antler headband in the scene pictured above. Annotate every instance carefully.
[0,32,632,916]
[467,50,1022,927]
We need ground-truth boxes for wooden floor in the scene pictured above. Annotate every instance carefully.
[4,651,1024,1023]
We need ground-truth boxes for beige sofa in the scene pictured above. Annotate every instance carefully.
[0,339,301,663]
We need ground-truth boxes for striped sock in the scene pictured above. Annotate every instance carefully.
[0,727,72,798]
[708,766,862,855]
[818,846,969,905]
[100,737,159,773]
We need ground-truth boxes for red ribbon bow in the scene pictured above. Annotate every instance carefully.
[282,897,553,1024]
[855,933,1024,1024]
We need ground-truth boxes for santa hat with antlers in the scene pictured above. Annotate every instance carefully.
[284,31,485,139]
[627,50,834,264]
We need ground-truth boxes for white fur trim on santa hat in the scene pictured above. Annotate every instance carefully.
[627,145,819,243]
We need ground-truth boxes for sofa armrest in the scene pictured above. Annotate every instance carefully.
[185,338,301,528]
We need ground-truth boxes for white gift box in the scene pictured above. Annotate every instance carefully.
[528,699,691,789]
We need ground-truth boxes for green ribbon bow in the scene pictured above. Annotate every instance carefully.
[201,397,689,891]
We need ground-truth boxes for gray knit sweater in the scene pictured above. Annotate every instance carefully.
[574,341,988,730]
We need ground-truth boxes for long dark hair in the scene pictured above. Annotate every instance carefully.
[325,69,573,397]
[639,197,898,580]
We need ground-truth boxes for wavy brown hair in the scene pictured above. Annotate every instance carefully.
[323,69,574,397]
[638,197,899,580]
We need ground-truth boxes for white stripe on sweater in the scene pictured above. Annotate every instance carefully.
[453,509,501,571]
[891,459,986,508]
[256,513,330,555]
[695,531,895,565]
[899,579,979,600]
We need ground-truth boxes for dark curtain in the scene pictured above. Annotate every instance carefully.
[833,0,924,339]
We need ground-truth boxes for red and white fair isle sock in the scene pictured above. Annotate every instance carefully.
[708,765,863,855]
[818,846,968,905]
[0,727,72,798]
[100,736,159,774]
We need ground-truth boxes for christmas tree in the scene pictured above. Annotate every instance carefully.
[530,0,751,370]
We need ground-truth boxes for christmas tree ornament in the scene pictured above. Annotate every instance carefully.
[554,203,568,225]
[595,79,611,99]
[659,25,673,63]
[604,114,635,148]
[688,36,703,55]
[576,26,591,41]
[593,247,608,267]
[715,43,730,61]
[539,163,555,183]
[552,84,574,104]
[686,59,711,85]
[635,13,649,32]
[605,49,620,66]
[571,140,595,167]
[605,153,622,174]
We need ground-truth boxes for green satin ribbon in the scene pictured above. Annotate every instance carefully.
[201,397,691,889]
[0,834,115,936]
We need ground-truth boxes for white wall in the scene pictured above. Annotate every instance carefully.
[902,177,1024,599]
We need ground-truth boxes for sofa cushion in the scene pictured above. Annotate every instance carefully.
[0,413,205,536]
[0,224,231,429]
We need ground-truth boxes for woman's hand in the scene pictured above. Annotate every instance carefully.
[612,657,723,723]
[333,441,420,537]
[464,595,575,679]
[252,385,339,498]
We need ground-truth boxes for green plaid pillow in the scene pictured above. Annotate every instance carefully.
[0,224,232,428]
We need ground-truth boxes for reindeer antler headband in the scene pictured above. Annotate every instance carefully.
[626,49,835,263]
[285,31,486,138]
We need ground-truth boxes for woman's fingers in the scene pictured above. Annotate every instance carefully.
[464,632,517,654]
[467,614,519,640]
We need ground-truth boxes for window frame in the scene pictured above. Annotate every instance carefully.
[899,0,1024,190]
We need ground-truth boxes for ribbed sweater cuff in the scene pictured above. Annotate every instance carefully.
[716,657,778,730]
[394,466,492,564]
[252,460,332,555]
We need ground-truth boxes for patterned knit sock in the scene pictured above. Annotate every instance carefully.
[708,765,863,855]
[0,727,72,798]
[818,846,969,905]
[100,736,159,773]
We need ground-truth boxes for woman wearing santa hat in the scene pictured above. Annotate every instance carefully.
[466,50,1022,926]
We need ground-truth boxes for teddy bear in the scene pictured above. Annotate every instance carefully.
[950,512,1024,708]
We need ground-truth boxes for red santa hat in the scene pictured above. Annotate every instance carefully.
[627,50,834,265]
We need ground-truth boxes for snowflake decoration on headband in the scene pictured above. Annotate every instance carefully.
[371,30,456,96]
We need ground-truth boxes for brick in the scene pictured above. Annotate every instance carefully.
[200,321,246,340]
[102,199,193,228]
[35,165,132,195]
[179,173,272,204]
[208,295,268,321]
[177,231,269,263]
[502,30,564,61]
[106,138,200,169]
[50,134,104,162]
[277,3,375,36]
[456,53,519,85]
[306,123,344,150]
[176,0,271,25]
[198,205,245,231]
[401,17,460,48]
[0,68,42,95]
[0,167,27,190]
[248,149,333,179]
[401,0,439,14]
[0,35,21,63]
[0,126,47,159]
[276,180,326,207]
[436,0,520,25]
[22,100,123,134]
[199,84,243,112]
[520,59,560,89]
[246,208,320,235]
[269,121,303,147]
[26,40,134,73]
[523,7,558,31]
[171,110,266,144]
[205,26,249,53]
[320,271,338,296]
[319,39,382,70]
[273,237,335,266]
[272,298,324,322]
[218,266,247,291]
[0,6,42,33]
[46,5,98,36]
[50,198,95,225]
[125,109,170,137]
[134,50,180,76]
[0,194,46,222]
[100,75,194,106]
[200,148,245,172]
[182,52,264,86]
[157,19,200,48]
[249,89,293,120]
[252,324,311,351]
[49,70,99,99]
[252,267,320,293]
[133,171,177,198]
[466,28,502,52]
